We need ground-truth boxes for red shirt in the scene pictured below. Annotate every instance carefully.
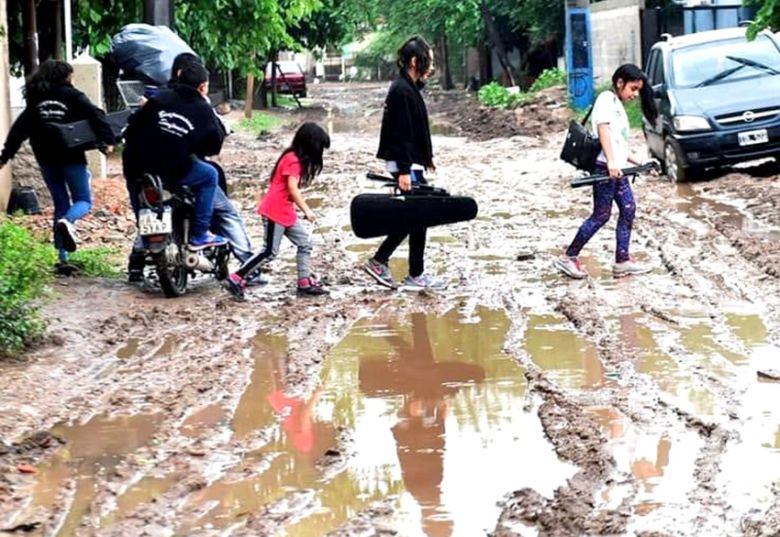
[258,151,302,227]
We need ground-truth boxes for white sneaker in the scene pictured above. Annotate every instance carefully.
[401,273,445,291]
[56,219,77,252]
[613,258,651,278]
[553,255,587,279]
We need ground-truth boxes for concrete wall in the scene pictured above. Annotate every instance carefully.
[0,0,12,211]
[591,0,645,84]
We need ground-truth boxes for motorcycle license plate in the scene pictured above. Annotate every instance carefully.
[738,129,768,146]
[138,207,172,236]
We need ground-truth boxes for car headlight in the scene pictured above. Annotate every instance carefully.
[673,115,711,132]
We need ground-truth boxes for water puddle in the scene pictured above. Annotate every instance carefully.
[588,406,701,518]
[186,308,576,535]
[674,183,780,241]
[116,338,140,360]
[524,314,607,389]
[19,413,163,536]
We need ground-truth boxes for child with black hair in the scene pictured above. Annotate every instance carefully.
[363,35,444,291]
[224,122,331,299]
[554,63,658,279]
[123,62,227,249]
[0,60,114,273]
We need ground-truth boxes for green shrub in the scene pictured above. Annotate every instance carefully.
[478,82,513,109]
[529,68,567,93]
[478,82,532,109]
[0,218,56,357]
[237,112,284,135]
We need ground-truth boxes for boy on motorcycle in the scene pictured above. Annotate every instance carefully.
[123,62,226,250]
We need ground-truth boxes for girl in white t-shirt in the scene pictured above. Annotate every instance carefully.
[555,64,658,279]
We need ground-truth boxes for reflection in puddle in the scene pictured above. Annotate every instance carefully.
[22,413,163,536]
[187,309,575,536]
[524,315,606,389]
[588,406,700,517]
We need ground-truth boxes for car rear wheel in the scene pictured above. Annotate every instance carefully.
[664,140,695,183]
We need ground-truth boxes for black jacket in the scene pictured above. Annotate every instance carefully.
[376,71,433,174]
[122,85,225,184]
[0,83,114,166]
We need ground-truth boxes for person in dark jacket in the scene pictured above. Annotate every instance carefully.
[125,53,254,281]
[122,62,227,249]
[0,60,114,271]
[363,36,444,291]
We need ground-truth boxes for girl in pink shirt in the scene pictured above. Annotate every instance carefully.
[224,122,330,299]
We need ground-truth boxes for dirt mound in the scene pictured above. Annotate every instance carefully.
[427,85,572,141]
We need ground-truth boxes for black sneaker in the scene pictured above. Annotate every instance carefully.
[245,270,269,287]
[127,252,146,282]
[223,273,247,300]
[297,277,328,296]
[54,261,82,277]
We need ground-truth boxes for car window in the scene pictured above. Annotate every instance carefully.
[647,49,664,86]
[670,35,780,88]
[266,61,303,78]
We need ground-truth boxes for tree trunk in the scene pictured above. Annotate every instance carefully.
[23,0,38,75]
[437,35,453,90]
[144,0,174,27]
[480,0,515,86]
[244,74,254,119]
[53,0,62,60]
[270,51,278,108]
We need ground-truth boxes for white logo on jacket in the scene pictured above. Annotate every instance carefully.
[158,111,195,137]
[37,100,68,120]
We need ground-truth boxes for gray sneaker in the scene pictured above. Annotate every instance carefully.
[613,258,651,278]
[401,273,445,291]
[363,258,397,289]
[553,255,587,279]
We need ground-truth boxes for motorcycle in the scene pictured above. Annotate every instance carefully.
[136,174,229,297]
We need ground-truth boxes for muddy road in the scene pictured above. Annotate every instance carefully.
[2,83,780,537]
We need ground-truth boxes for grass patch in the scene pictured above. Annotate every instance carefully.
[70,247,122,278]
[237,112,284,135]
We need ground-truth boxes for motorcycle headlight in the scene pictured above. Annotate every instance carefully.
[673,115,711,132]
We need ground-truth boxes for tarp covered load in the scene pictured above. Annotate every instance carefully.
[110,23,195,85]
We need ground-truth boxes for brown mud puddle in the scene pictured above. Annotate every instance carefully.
[180,307,576,535]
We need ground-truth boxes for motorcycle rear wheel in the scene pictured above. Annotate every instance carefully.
[156,247,188,298]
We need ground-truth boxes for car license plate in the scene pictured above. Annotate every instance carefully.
[138,207,172,236]
[738,129,768,146]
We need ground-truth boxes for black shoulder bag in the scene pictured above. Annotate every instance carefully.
[560,105,601,172]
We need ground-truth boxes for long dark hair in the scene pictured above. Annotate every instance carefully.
[612,63,657,123]
[397,35,432,77]
[271,122,330,187]
[24,60,73,102]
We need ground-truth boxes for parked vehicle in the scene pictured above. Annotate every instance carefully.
[644,27,780,181]
[263,61,307,98]
[137,174,229,297]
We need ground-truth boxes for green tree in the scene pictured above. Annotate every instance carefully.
[747,0,780,39]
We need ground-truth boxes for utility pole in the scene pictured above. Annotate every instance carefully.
[23,0,39,74]
[144,0,174,27]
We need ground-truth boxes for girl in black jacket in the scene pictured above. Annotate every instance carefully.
[0,60,114,269]
[364,36,444,291]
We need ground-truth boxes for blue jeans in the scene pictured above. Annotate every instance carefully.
[40,164,91,261]
[211,187,253,263]
[179,159,218,238]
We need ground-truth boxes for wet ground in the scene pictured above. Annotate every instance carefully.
[2,82,780,536]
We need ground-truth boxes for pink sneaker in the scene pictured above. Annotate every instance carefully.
[553,255,587,279]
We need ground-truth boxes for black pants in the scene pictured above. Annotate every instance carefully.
[373,170,427,278]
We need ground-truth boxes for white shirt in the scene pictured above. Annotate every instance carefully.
[591,90,630,168]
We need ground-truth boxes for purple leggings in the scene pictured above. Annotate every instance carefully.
[565,174,635,263]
